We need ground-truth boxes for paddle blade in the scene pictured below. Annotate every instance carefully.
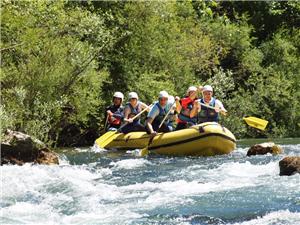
[95,131,117,148]
[139,147,149,157]
[243,117,268,131]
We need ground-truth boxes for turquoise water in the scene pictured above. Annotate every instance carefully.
[1,139,300,224]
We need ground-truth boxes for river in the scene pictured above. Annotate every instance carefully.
[1,138,300,224]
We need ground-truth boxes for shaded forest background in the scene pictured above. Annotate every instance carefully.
[1,0,299,146]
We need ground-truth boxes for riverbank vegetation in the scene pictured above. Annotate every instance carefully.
[1,1,299,146]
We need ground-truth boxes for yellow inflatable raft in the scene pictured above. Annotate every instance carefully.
[96,122,236,156]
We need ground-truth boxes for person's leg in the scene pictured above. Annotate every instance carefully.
[175,122,187,131]
[158,123,171,133]
[134,123,146,132]
[120,123,133,134]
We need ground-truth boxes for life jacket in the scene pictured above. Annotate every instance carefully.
[197,98,219,123]
[152,102,168,131]
[126,102,141,123]
[106,105,124,126]
[177,96,197,124]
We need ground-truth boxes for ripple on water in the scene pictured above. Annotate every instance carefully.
[1,140,300,225]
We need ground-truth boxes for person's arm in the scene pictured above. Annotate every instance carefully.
[105,106,111,117]
[146,117,155,134]
[190,101,200,118]
[112,107,124,119]
[140,101,151,112]
[215,99,227,115]
[146,106,159,134]
[123,106,133,123]
[175,96,181,113]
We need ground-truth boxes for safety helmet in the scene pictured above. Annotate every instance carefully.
[168,95,175,104]
[128,92,138,100]
[187,86,197,92]
[202,85,213,93]
[113,92,124,101]
[186,86,197,95]
[158,90,169,99]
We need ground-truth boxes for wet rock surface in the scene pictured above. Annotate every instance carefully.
[279,156,300,176]
[247,142,283,156]
[1,130,59,165]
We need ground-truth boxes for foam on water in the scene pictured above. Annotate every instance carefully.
[1,140,299,224]
[1,164,142,224]
[281,144,300,155]
[109,158,152,170]
[90,143,107,153]
[229,210,300,225]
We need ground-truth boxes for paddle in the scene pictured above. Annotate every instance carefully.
[243,116,268,131]
[99,115,109,135]
[140,102,175,157]
[96,103,153,148]
[197,101,227,115]
[197,100,268,130]
[103,114,109,131]
[158,102,176,129]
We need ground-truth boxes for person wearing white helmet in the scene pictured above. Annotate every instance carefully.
[193,85,227,123]
[105,91,124,131]
[166,95,177,129]
[145,91,175,135]
[121,92,149,134]
[174,86,201,130]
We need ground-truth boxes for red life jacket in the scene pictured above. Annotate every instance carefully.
[108,114,122,125]
[106,104,124,126]
[177,97,197,124]
[180,97,195,109]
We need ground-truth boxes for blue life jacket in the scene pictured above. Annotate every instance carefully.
[198,98,219,123]
[126,102,141,123]
[152,102,168,131]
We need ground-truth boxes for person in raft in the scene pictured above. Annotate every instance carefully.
[105,91,124,131]
[166,95,177,131]
[175,86,201,130]
[121,92,149,134]
[145,91,175,135]
[194,85,227,123]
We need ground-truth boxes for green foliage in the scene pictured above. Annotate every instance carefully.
[1,0,299,145]
[1,0,112,145]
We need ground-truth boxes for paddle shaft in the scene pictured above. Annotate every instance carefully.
[158,102,176,129]
[96,103,153,148]
[196,101,218,110]
[120,103,153,130]
[104,114,109,131]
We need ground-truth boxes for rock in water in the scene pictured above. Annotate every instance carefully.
[1,129,59,165]
[247,142,283,156]
[279,156,300,176]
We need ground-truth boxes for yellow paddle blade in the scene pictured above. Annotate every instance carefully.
[140,147,149,157]
[95,131,117,148]
[139,147,149,157]
[243,117,269,131]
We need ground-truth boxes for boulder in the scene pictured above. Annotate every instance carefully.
[279,156,300,176]
[247,142,283,156]
[1,129,59,165]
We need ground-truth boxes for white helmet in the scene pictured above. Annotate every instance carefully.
[159,90,169,99]
[128,92,138,100]
[113,92,124,101]
[168,95,175,104]
[187,86,197,92]
[202,85,213,93]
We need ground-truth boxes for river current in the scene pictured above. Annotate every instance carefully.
[1,138,300,224]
